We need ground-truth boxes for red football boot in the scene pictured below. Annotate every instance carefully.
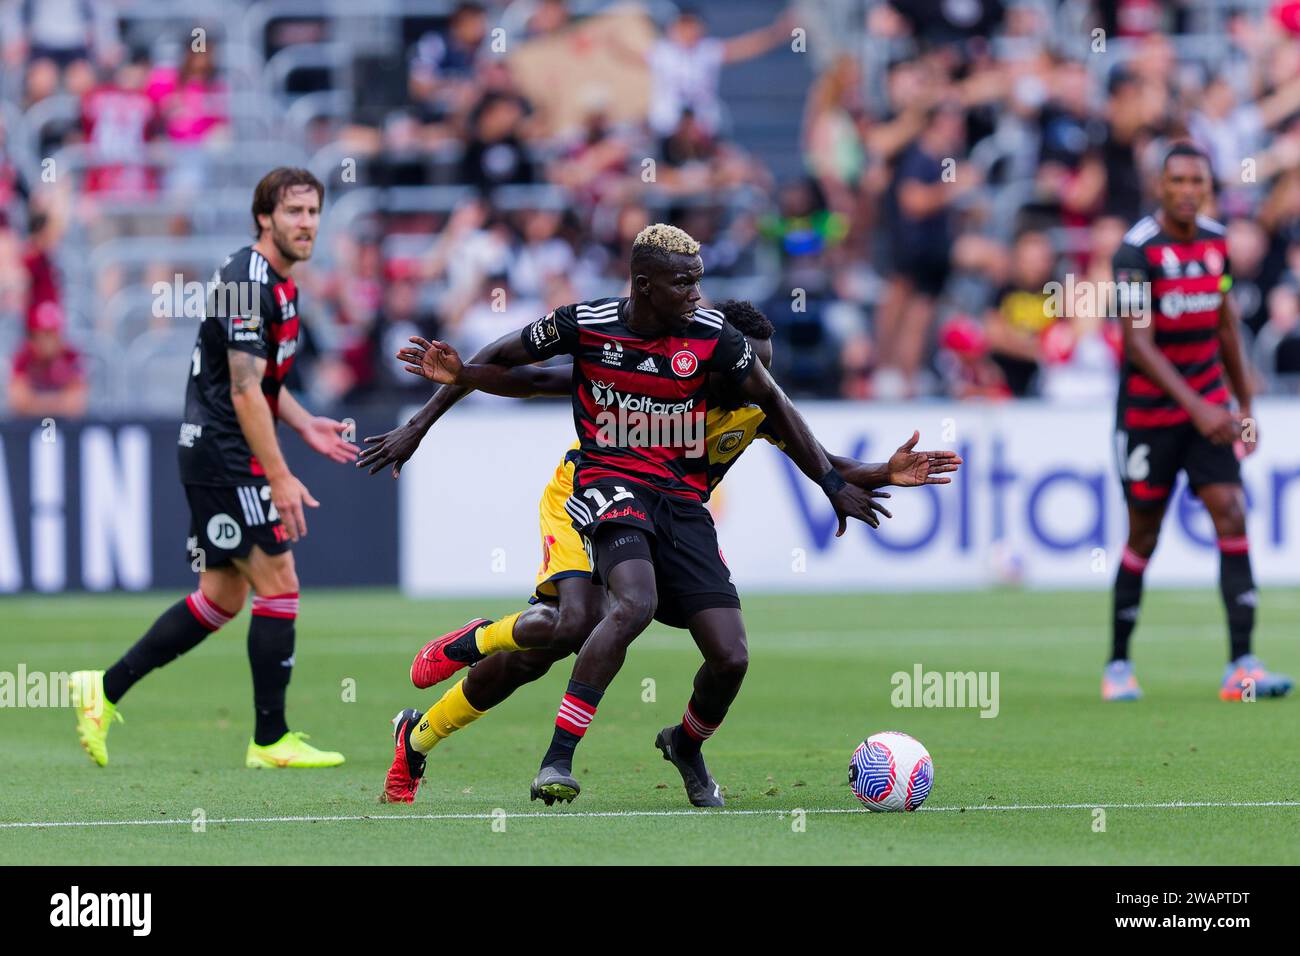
[381,708,426,804]
[410,618,491,689]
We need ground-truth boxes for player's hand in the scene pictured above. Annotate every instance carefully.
[300,416,359,464]
[885,430,963,486]
[1191,400,1240,446]
[396,336,463,385]
[270,472,319,542]
[829,484,890,535]
[358,419,427,478]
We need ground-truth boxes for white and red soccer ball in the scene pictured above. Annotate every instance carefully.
[848,731,934,812]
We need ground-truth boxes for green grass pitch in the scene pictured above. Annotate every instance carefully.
[1,587,1296,865]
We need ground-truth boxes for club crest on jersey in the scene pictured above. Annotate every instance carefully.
[601,341,624,366]
[1204,247,1224,276]
[716,429,745,454]
[671,349,699,377]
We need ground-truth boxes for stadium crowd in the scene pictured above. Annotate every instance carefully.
[3,0,1300,418]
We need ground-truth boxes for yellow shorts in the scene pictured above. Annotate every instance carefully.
[534,455,591,601]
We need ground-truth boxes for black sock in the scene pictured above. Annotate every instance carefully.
[1219,544,1256,661]
[540,680,602,773]
[443,621,492,664]
[103,592,232,703]
[1110,549,1147,662]
[248,594,298,745]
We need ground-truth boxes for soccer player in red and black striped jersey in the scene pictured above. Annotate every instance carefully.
[384,224,885,804]
[68,168,360,769]
[1106,143,1291,702]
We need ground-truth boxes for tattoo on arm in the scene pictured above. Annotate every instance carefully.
[229,351,265,397]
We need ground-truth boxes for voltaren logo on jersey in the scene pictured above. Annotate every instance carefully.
[590,383,705,458]
[1160,290,1222,319]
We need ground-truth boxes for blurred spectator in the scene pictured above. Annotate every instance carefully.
[408,2,489,132]
[508,208,575,299]
[1099,68,1149,223]
[80,53,158,197]
[1226,217,1273,335]
[1189,71,1300,219]
[349,261,441,401]
[0,118,30,229]
[423,199,514,295]
[547,103,637,208]
[8,302,86,418]
[983,230,1056,396]
[526,0,572,39]
[23,204,62,328]
[760,178,848,265]
[802,54,872,218]
[448,274,543,361]
[460,89,536,192]
[936,316,1009,400]
[147,41,228,195]
[1033,58,1106,229]
[645,7,794,138]
[3,0,116,105]
[1254,283,1300,388]
[876,101,979,395]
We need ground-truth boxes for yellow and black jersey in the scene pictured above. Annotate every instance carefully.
[703,404,783,489]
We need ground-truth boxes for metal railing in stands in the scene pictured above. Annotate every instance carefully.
[46,140,310,188]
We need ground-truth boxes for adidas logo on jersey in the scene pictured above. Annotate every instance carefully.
[636,356,658,373]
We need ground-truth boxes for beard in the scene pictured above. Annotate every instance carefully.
[271,224,313,263]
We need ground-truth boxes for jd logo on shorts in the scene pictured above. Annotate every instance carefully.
[207,513,242,550]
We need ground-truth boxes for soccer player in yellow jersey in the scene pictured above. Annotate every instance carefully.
[360,300,960,803]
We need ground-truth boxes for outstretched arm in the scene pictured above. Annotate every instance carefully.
[396,336,572,398]
[830,431,963,489]
[357,329,540,477]
[735,361,887,534]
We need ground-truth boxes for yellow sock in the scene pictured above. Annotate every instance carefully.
[475,612,523,656]
[410,679,487,754]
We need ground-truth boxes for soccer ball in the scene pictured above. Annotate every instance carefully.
[849,731,934,812]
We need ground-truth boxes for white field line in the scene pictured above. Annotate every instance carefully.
[2,801,1298,830]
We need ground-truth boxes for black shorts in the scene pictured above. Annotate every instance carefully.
[1114,422,1241,509]
[184,483,290,568]
[567,479,740,629]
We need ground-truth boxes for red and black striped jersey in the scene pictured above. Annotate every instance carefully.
[1113,214,1233,429]
[521,297,757,502]
[179,246,301,485]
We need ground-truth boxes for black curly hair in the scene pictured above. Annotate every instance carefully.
[716,299,774,340]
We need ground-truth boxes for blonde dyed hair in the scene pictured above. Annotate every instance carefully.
[632,223,700,257]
